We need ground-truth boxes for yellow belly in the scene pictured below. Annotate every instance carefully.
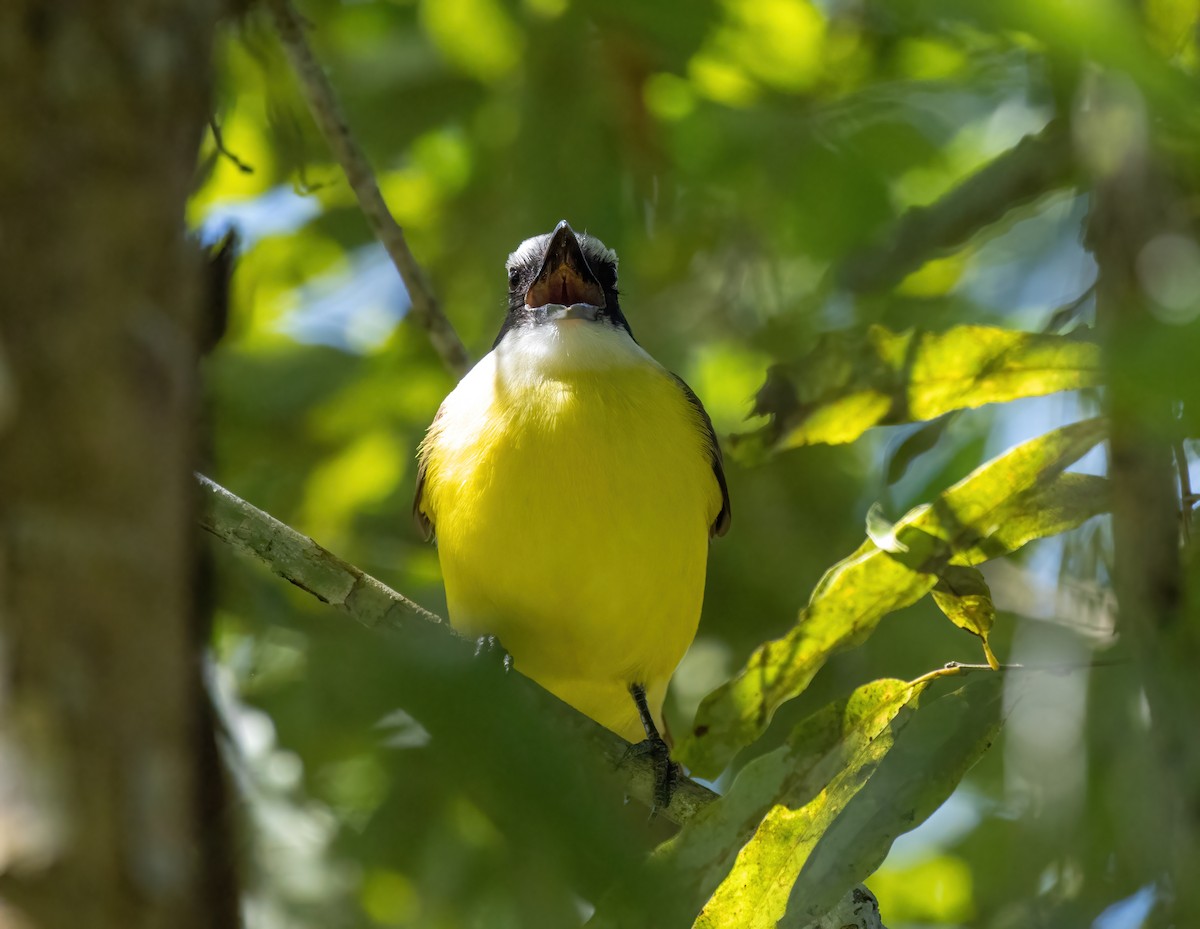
[420,346,719,741]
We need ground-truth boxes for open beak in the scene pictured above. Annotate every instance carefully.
[525,221,606,320]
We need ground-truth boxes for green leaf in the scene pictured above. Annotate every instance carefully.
[780,676,1004,926]
[678,418,1105,777]
[950,472,1111,566]
[735,324,1101,453]
[932,565,999,669]
[690,676,1002,929]
[590,680,918,929]
[664,681,917,913]
[885,414,956,486]
[865,502,910,553]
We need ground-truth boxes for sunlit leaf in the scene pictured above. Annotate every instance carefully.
[301,430,408,542]
[690,679,921,929]
[865,854,976,925]
[895,37,969,81]
[1145,0,1200,60]
[932,565,999,669]
[896,253,968,297]
[671,680,914,895]
[735,325,1101,454]
[950,473,1111,566]
[865,503,909,553]
[419,0,523,82]
[361,870,420,926]
[715,0,826,94]
[592,679,918,929]
[684,341,775,435]
[678,418,1105,777]
[780,676,1003,926]
[678,676,1000,928]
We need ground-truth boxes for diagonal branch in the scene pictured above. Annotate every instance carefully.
[837,120,1075,294]
[265,0,471,379]
[195,473,717,825]
[197,473,885,925]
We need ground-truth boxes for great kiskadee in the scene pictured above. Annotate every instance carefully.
[414,221,730,757]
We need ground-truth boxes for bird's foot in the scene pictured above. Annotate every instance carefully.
[621,735,681,818]
[622,681,680,819]
[473,634,513,673]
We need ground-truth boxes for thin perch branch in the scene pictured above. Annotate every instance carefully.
[197,474,443,628]
[198,473,887,924]
[195,473,718,825]
[265,0,471,379]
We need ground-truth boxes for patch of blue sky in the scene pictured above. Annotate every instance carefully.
[197,185,409,351]
[277,242,410,352]
[198,185,322,250]
[880,784,985,868]
[961,191,1097,330]
[1092,885,1156,929]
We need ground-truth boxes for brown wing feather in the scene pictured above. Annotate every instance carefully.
[671,374,731,538]
[412,405,444,541]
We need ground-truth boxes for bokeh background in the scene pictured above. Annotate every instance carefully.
[193,1,1199,926]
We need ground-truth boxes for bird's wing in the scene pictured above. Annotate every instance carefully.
[413,405,443,541]
[671,374,732,538]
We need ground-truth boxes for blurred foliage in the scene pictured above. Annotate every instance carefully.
[681,419,1106,775]
[195,0,1200,927]
[738,324,1100,454]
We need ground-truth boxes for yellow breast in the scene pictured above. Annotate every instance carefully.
[418,321,721,740]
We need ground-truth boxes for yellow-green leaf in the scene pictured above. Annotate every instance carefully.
[737,324,1101,454]
[864,502,910,553]
[779,676,1004,926]
[932,565,999,669]
[678,418,1105,777]
[591,680,919,929]
[671,680,915,902]
[950,472,1111,566]
[692,676,1002,929]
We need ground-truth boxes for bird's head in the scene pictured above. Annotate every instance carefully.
[494,221,631,346]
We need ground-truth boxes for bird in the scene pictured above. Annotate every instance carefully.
[414,221,730,781]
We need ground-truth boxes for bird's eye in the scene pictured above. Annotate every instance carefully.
[508,269,520,289]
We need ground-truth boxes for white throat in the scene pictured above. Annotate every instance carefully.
[493,321,657,383]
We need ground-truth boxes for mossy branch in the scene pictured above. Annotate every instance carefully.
[195,473,717,825]
[196,473,885,925]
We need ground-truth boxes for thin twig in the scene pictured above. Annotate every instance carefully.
[909,657,1124,687]
[195,473,718,825]
[1044,282,1097,333]
[1175,441,1193,543]
[265,0,471,379]
[208,116,254,174]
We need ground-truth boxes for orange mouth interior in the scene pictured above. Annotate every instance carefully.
[525,266,604,308]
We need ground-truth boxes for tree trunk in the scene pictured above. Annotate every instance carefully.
[0,3,230,928]
[1084,73,1200,926]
